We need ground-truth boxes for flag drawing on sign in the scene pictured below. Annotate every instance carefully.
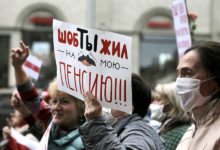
[78,51,97,66]
[4,127,38,150]
[171,0,192,60]
[23,55,42,80]
[36,114,56,150]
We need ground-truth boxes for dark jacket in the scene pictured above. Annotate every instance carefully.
[79,114,165,150]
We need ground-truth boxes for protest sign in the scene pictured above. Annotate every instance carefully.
[24,54,42,80]
[171,0,192,59]
[53,19,132,114]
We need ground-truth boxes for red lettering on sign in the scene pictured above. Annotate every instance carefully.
[176,27,189,37]
[82,70,87,93]
[58,63,128,106]
[172,5,178,16]
[89,72,98,98]
[104,76,112,103]
[178,3,184,14]
[58,29,66,43]
[179,15,187,24]
[112,41,120,57]
[59,62,68,87]
[100,39,128,59]
[119,79,122,101]
[121,44,128,59]
[178,40,190,49]
[67,64,75,91]
[74,67,82,94]
[100,39,111,55]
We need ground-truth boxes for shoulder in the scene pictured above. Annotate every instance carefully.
[162,123,190,137]
[125,118,154,132]
[121,117,165,150]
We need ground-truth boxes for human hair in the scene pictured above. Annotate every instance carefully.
[185,41,220,90]
[132,73,151,117]
[48,78,85,121]
[155,82,190,122]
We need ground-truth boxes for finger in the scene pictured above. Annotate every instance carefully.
[20,41,29,58]
[15,52,21,59]
[87,92,95,100]
[16,49,25,60]
[20,41,29,57]
[83,92,90,103]
[84,91,94,102]
[11,92,19,104]
[10,49,16,54]
[10,49,17,60]
[20,41,26,51]
[83,92,87,100]
[6,118,12,128]
[14,92,21,101]
[25,46,29,57]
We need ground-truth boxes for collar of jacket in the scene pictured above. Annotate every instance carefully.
[193,98,220,126]
[49,124,80,146]
[114,113,141,135]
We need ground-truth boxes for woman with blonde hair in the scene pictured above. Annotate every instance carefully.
[10,41,85,150]
[149,82,191,150]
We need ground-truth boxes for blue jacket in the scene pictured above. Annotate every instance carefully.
[48,124,84,150]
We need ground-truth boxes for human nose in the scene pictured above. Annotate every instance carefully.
[53,102,62,111]
[152,100,157,104]
[10,113,15,118]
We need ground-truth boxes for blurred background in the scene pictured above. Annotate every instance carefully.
[0,0,220,139]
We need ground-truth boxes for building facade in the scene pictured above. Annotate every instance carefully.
[0,0,219,90]
[1,0,220,139]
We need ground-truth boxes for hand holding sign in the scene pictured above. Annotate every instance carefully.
[84,91,102,121]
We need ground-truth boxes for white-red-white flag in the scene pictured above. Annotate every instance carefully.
[4,127,38,150]
[36,114,56,150]
[23,55,42,80]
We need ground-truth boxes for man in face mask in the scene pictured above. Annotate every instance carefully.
[175,41,220,150]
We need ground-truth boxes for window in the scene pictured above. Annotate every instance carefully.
[22,30,56,89]
[140,35,177,88]
[0,35,9,87]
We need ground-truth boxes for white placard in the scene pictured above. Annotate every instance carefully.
[171,0,192,59]
[53,19,132,114]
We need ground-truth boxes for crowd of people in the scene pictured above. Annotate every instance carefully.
[0,40,220,150]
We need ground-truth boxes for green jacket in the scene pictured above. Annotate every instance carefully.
[48,124,84,150]
[161,123,190,150]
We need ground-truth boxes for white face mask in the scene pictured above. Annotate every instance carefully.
[149,104,166,122]
[175,77,215,112]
